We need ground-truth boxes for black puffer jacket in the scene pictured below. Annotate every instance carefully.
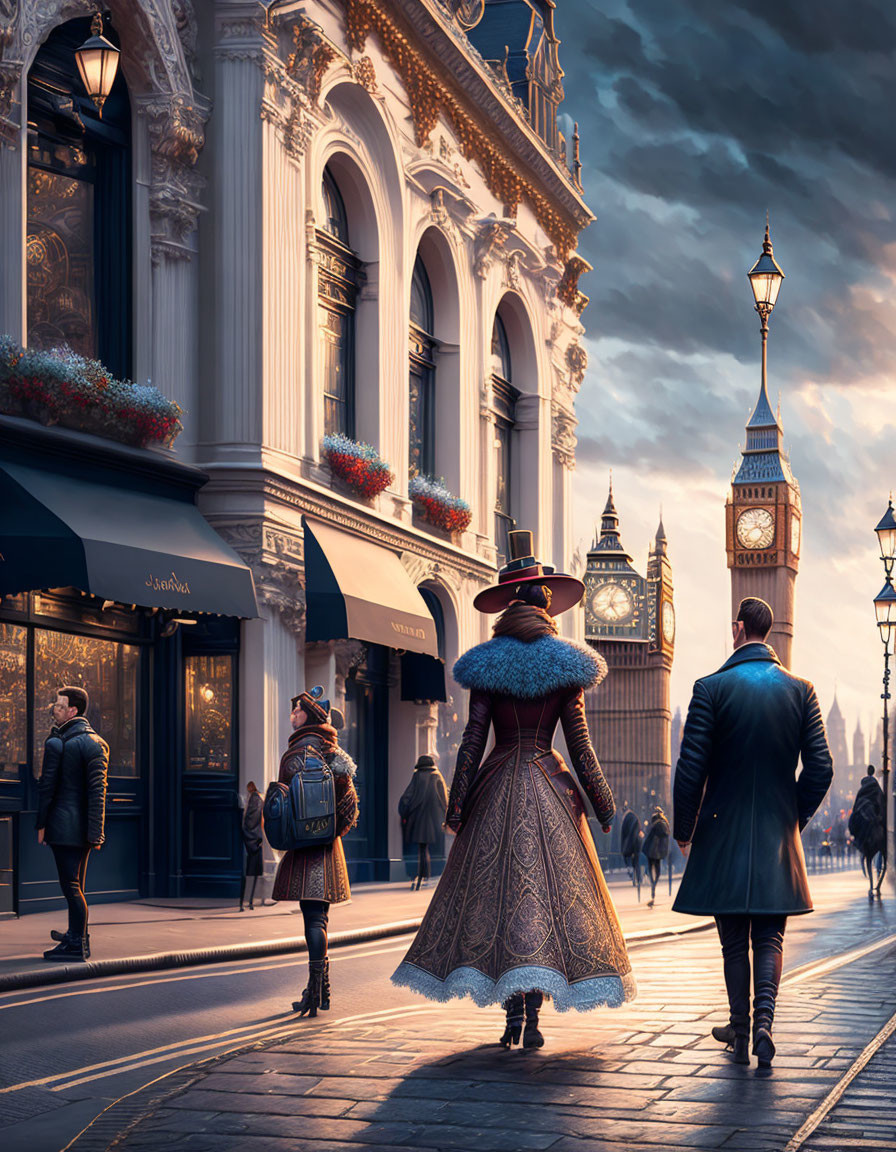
[36,717,110,847]
[673,644,832,916]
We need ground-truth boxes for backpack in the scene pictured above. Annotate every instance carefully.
[849,796,883,852]
[263,746,336,852]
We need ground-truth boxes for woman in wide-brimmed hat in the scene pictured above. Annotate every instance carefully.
[392,530,635,1048]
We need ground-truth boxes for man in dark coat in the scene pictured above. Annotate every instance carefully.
[642,806,670,907]
[673,598,832,1068]
[398,754,449,890]
[37,686,109,962]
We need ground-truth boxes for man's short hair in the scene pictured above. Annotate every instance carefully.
[736,597,773,640]
[58,686,88,715]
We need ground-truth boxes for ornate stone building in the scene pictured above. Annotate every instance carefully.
[725,375,801,668]
[0,1,594,897]
[582,486,675,848]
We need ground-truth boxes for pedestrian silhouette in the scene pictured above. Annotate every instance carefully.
[398,754,448,890]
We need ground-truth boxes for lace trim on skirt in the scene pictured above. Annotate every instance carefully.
[391,960,637,1013]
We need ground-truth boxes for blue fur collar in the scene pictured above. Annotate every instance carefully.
[453,636,607,698]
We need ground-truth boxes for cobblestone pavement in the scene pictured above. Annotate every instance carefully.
[801,1025,896,1151]
[68,895,896,1152]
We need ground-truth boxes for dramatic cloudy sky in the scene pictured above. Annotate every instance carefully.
[553,0,895,753]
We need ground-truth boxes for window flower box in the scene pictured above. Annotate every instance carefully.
[409,475,472,534]
[0,337,183,449]
[321,433,394,499]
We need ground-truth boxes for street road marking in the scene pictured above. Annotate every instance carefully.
[0,938,414,1012]
[1,998,439,1095]
[783,1005,896,1152]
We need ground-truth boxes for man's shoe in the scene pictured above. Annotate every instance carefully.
[727,1035,750,1065]
[711,1024,736,1045]
[753,1027,775,1069]
[43,937,87,963]
[50,929,71,943]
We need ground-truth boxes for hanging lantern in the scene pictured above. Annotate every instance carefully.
[74,11,120,118]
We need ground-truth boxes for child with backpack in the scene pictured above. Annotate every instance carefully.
[266,686,359,1016]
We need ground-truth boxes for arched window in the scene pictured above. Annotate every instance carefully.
[491,313,519,562]
[26,17,131,377]
[409,255,436,477]
[318,166,360,437]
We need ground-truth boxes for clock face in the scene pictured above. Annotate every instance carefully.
[736,507,775,549]
[790,515,801,556]
[662,600,675,644]
[590,582,634,623]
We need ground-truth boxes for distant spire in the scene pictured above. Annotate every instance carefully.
[654,510,668,555]
[588,477,633,561]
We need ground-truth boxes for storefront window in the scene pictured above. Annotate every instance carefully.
[0,624,27,780]
[33,630,138,777]
[185,655,234,773]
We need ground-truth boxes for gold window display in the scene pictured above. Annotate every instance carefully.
[185,655,234,773]
[26,164,97,360]
[0,624,27,780]
[33,630,138,777]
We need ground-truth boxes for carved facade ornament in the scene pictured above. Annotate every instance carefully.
[474,216,515,279]
[140,91,210,260]
[557,254,590,311]
[439,0,485,31]
[341,0,579,257]
[255,564,306,635]
[0,59,19,146]
[551,401,578,470]
[566,340,588,390]
[504,248,524,291]
[353,54,377,92]
[287,15,337,102]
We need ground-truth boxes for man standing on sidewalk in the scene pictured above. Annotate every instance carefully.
[37,686,109,963]
[672,598,832,1068]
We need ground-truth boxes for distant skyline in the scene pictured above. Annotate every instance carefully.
[558,0,893,744]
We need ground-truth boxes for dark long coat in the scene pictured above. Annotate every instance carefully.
[399,765,449,844]
[673,643,833,916]
[642,813,670,862]
[271,727,359,905]
[393,630,635,1011]
[242,791,264,877]
[36,717,109,847]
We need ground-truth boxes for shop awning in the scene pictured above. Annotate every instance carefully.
[0,461,257,617]
[303,516,438,657]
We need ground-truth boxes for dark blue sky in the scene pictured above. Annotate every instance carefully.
[554,0,896,735]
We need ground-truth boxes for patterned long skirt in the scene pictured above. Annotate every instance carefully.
[392,746,636,1011]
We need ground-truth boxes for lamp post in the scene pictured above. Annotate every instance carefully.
[747,218,785,387]
[74,10,120,117]
[873,498,896,881]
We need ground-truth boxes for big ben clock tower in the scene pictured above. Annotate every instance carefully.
[725,224,800,668]
[583,485,674,844]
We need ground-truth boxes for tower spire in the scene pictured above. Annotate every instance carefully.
[588,477,633,562]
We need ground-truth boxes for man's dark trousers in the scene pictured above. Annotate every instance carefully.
[51,845,92,937]
[715,915,786,1040]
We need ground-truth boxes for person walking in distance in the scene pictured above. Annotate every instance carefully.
[37,686,109,963]
[399,754,449,890]
[240,781,264,911]
[642,805,670,908]
[673,598,832,1068]
[270,688,358,1016]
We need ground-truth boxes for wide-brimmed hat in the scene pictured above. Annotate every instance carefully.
[473,530,585,615]
[291,685,330,725]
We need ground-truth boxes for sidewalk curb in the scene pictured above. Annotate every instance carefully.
[0,918,424,994]
[1,916,716,995]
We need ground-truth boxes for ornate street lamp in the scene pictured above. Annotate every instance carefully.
[74,11,120,118]
[873,497,896,882]
[747,218,785,395]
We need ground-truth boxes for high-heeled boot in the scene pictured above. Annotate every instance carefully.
[523,991,545,1049]
[292,959,325,1017]
[499,993,523,1048]
[320,959,330,1010]
[752,944,783,1068]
